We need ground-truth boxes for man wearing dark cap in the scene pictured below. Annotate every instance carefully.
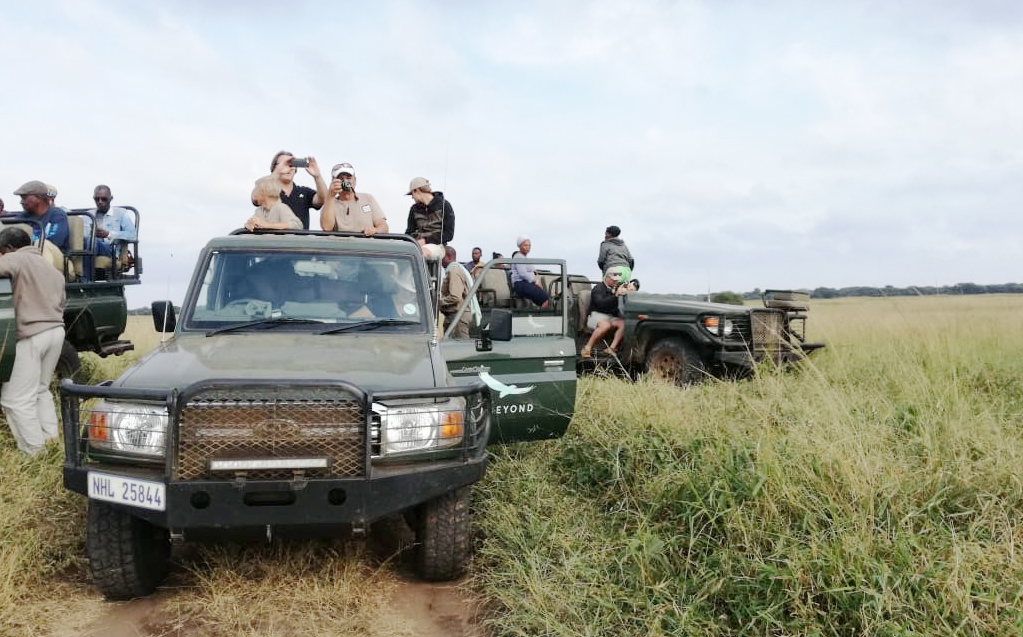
[0,227,66,455]
[13,180,69,252]
[597,225,634,273]
[405,177,454,259]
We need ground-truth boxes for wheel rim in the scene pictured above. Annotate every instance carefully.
[650,352,683,382]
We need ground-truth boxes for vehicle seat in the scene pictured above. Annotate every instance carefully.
[577,287,592,334]
[477,268,513,309]
[358,264,399,318]
[67,215,85,279]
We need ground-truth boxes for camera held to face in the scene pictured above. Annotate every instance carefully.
[341,179,353,192]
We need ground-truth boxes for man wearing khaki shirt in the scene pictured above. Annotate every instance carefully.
[0,227,66,455]
[440,246,472,339]
[319,163,388,235]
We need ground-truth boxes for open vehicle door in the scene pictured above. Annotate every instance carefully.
[440,259,576,443]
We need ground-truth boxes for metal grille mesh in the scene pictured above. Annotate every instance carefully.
[176,387,365,481]
[751,311,785,360]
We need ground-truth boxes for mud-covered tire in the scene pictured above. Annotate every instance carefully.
[645,337,705,384]
[86,500,171,600]
[414,487,471,581]
[56,340,83,383]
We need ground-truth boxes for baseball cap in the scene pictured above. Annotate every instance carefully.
[13,180,49,197]
[331,163,355,179]
[46,184,58,198]
[406,177,430,195]
[605,265,631,282]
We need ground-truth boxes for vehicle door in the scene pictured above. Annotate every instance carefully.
[0,278,14,382]
[440,259,576,443]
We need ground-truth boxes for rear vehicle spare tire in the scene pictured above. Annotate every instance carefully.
[86,500,171,600]
[414,487,471,581]
[645,337,705,385]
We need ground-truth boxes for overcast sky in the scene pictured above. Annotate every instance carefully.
[1,0,1020,308]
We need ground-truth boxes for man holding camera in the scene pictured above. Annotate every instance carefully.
[269,151,327,230]
[580,265,637,358]
[319,163,388,236]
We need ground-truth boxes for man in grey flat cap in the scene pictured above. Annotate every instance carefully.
[13,180,69,253]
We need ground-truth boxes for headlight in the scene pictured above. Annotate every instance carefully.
[87,400,168,459]
[374,398,466,456]
[702,316,734,337]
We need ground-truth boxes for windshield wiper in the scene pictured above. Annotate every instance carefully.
[206,317,324,336]
[318,319,420,335]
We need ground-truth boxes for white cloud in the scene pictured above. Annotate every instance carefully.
[0,0,1020,308]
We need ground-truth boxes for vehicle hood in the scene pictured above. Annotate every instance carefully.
[623,293,752,316]
[116,332,440,393]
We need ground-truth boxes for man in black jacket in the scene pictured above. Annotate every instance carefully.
[405,177,454,259]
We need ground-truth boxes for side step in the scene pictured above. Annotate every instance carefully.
[98,340,135,357]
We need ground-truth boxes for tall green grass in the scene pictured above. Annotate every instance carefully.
[473,295,1023,635]
[4,300,1023,634]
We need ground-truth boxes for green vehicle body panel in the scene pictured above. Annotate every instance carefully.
[117,332,441,393]
[441,259,576,443]
[0,279,15,382]
[64,282,129,353]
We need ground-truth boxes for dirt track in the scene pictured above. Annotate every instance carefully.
[65,579,483,637]
[53,517,486,637]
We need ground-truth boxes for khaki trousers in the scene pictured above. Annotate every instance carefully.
[1,326,64,455]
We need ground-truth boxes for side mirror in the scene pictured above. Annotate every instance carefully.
[151,301,176,333]
[475,309,512,352]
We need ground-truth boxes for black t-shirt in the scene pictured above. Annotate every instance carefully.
[589,282,620,317]
[280,185,320,230]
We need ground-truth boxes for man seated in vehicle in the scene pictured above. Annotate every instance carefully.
[13,180,69,253]
[581,266,636,359]
[90,185,137,279]
[405,177,454,260]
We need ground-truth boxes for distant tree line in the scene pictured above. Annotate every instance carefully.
[746,283,1023,300]
[650,283,1023,306]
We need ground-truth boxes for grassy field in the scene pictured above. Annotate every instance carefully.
[2,299,1023,635]
[474,295,1023,635]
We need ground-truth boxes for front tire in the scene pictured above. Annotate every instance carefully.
[645,337,705,384]
[414,488,471,581]
[86,501,171,600]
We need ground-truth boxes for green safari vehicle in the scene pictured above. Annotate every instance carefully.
[60,230,576,599]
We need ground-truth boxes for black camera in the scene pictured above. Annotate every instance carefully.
[340,179,353,192]
[614,278,640,292]
[290,157,309,168]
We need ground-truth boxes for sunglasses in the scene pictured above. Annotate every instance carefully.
[93,197,110,202]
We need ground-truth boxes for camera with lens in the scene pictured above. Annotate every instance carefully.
[340,179,353,192]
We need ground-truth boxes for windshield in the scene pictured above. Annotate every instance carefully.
[184,249,426,332]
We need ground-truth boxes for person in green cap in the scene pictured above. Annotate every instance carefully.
[581,265,636,358]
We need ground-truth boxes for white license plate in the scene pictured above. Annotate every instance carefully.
[87,472,166,512]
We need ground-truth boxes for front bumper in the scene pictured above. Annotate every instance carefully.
[60,378,490,531]
[63,459,485,529]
